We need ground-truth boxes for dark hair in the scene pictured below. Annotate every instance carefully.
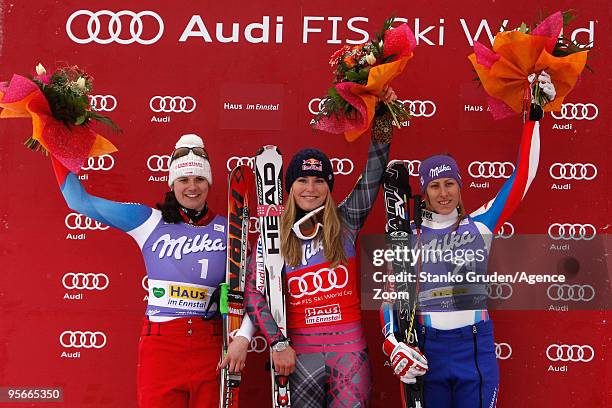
[156,191,183,223]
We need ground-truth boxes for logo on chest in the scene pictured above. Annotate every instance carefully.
[288,265,349,298]
[300,239,324,265]
[151,233,225,260]
[305,304,341,325]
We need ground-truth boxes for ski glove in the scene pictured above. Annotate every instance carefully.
[383,334,428,384]
[527,70,557,102]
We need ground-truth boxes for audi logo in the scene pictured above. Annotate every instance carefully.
[81,154,115,171]
[88,95,117,112]
[65,213,109,231]
[397,100,437,118]
[229,330,268,353]
[147,155,171,172]
[149,96,196,113]
[226,156,255,172]
[401,160,421,177]
[494,342,512,360]
[66,10,164,45]
[288,265,349,298]
[547,284,595,302]
[495,222,515,239]
[62,273,109,290]
[468,161,515,179]
[249,217,260,234]
[548,223,596,241]
[60,331,107,349]
[308,98,325,115]
[551,103,599,120]
[549,163,597,181]
[546,344,595,363]
[331,158,354,175]
[142,276,149,292]
[248,335,268,353]
[486,283,513,300]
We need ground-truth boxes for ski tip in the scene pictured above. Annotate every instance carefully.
[387,159,408,168]
[256,145,282,155]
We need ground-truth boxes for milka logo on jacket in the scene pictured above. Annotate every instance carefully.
[422,231,476,253]
[152,233,225,259]
[429,164,451,178]
[301,239,323,266]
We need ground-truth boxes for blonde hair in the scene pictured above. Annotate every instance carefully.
[280,191,347,267]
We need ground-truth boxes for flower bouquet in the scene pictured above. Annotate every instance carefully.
[313,17,416,142]
[0,64,119,173]
[468,11,590,120]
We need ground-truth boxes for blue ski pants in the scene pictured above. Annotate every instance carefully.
[417,320,499,408]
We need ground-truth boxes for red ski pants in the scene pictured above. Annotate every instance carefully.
[137,317,222,408]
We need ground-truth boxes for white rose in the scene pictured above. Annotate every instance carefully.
[365,53,377,65]
[35,63,46,76]
[75,76,86,90]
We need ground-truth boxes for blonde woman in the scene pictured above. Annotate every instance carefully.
[245,88,396,407]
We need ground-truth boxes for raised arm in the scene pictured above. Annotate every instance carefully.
[52,157,152,233]
[470,119,540,234]
[338,114,392,243]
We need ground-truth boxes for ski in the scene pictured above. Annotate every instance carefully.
[254,145,291,408]
[383,160,425,408]
[220,164,255,408]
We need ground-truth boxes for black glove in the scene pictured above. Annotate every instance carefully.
[529,103,544,121]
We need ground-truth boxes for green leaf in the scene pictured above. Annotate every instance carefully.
[345,71,361,81]
[74,115,86,125]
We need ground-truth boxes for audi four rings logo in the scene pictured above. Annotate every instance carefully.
[548,223,596,240]
[147,155,171,172]
[249,217,261,234]
[546,344,595,362]
[331,158,354,175]
[308,98,326,115]
[547,284,595,302]
[494,342,512,360]
[226,156,255,171]
[149,96,196,113]
[468,161,515,179]
[402,160,421,177]
[495,222,515,239]
[60,331,107,349]
[65,213,109,230]
[549,163,597,180]
[288,265,349,298]
[248,336,268,353]
[142,276,149,292]
[551,103,599,120]
[66,10,164,45]
[229,330,267,353]
[81,155,115,171]
[398,100,437,117]
[486,283,513,300]
[88,95,117,112]
[62,273,110,290]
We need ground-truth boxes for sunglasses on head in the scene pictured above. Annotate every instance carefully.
[170,146,208,163]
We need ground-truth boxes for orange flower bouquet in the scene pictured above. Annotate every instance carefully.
[0,64,119,172]
[468,11,590,120]
[313,17,416,142]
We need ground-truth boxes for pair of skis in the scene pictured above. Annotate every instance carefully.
[254,146,291,407]
[220,164,254,408]
[383,160,425,408]
[221,146,291,408]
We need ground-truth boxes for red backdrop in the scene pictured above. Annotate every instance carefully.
[0,1,609,407]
